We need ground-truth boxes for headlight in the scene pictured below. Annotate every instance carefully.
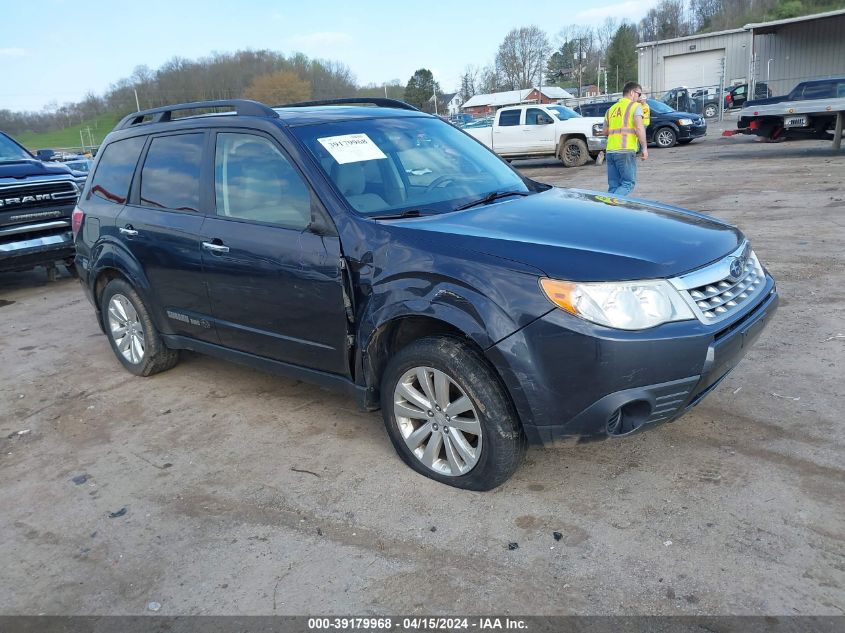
[592,123,604,136]
[539,278,694,330]
[677,118,693,126]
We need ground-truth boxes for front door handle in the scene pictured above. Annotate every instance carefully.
[119,226,138,236]
[202,241,230,254]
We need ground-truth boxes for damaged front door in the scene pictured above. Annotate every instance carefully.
[200,130,350,376]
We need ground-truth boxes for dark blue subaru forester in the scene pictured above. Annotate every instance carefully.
[73,99,778,490]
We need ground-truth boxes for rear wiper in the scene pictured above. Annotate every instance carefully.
[370,209,432,220]
[455,190,530,211]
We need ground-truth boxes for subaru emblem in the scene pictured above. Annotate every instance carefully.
[729,257,746,280]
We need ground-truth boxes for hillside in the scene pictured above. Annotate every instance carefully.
[14,112,122,151]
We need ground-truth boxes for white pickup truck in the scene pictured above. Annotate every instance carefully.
[463,104,606,167]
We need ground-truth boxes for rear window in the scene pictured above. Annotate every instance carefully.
[140,134,204,211]
[89,136,145,204]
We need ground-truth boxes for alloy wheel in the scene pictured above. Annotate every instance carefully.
[107,293,145,364]
[657,129,675,147]
[393,366,482,477]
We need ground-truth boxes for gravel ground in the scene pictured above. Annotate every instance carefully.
[1,124,843,616]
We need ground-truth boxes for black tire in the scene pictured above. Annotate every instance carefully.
[560,137,588,168]
[100,279,178,377]
[677,139,693,145]
[703,104,717,118]
[655,127,677,148]
[380,336,526,491]
[65,257,79,278]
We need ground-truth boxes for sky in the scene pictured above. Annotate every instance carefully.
[1,0,658,113]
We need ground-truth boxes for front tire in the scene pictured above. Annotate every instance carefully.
[380,336,526,491]
[655,127,677,148]
[101,279,179,376]
[560,137,588,168]
[703,104,717,118]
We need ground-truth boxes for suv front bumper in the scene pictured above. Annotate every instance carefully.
[486,276,778,446]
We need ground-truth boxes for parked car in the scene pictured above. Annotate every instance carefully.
[1,131,83,278]
[448,113,474,126]
[462,104,605,167]
[662,86,719,119]
[74,98,778,490]
[573,99,707,148]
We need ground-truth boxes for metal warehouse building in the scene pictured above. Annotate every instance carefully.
[637,8,845,97]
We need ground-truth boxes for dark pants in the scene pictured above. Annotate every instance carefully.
[607,151,638,196]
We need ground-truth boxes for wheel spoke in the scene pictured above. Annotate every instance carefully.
[449,429,478,465]
[420,431,443,468]
[113,298,129,321]
[110,325,127,338]
[443,434,464,475]
[447,415,481,434]
[404,421,433,451]
[131,335,144,363]
[415,368,436,406]
[394,400,427,420]
[397,381,430,411]
[117,334,131,353]
[108,304,126,326]
[433,370,450,410]
[444,395,472,417]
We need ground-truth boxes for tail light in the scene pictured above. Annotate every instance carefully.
[71,206,84,239]
[726,94,732,103]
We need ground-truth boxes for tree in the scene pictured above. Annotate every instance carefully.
[459,65,480,101]
[606,23,639,93]
[404,69,440,112]
[495,26,552,90]
[639,0,692,41]
[245,70,312,105]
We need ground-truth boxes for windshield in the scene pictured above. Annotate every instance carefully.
[647,99,675,114]
[0,134,32,162]
[291,116,530,217]
[546,105,581,120]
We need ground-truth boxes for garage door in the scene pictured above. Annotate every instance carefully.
[664,49,725,89]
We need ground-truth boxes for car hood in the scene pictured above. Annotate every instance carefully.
[0,158,74,180]
[386,188,742,281]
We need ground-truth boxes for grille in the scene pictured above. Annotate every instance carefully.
[685,251,765,322]
[0,179,79,217]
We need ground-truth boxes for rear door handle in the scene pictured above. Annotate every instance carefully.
[202,241,230,254]
[119,226,139,236]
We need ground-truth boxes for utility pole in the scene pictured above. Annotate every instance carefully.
[433,84,438,115]
[133,88,141,111]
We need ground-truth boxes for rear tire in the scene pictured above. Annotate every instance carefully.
[380,336,526,491]
[560,138,588,168]
[101,279,178,377]
[703,104,717,118]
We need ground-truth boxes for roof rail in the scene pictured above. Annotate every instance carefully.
[276,97,421,112]
[115,99,279,130]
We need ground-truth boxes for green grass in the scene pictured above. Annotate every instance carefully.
[16,112,123,151]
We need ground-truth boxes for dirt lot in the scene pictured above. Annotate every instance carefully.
[1,125,843,616]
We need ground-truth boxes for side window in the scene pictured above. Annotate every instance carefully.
[498,110,521,126]
[140,134,203,211]
[525,108,545,125]
[214,133,311,229]
[802,83,834,100]
[837,83,845,98]
[736,85,746,95]
[89,136,145,204]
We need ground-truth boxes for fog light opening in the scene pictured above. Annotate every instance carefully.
[606,400,652,437]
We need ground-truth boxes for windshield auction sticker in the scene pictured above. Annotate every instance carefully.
[318,133,387,164]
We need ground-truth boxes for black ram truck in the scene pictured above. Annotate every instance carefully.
[1,131,83,278]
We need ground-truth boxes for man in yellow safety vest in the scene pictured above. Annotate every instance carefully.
[602,81,648,195]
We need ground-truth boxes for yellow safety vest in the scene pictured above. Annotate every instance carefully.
[641,101,650,127]
[605,97,639,152]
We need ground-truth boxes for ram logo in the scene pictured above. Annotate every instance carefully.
[0,193,60,208]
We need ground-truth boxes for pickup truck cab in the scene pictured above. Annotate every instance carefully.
[1,131,84,278]
[463,104,605,167]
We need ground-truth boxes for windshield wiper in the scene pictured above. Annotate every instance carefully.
[455,190,530,211]
[370,208,432,220]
